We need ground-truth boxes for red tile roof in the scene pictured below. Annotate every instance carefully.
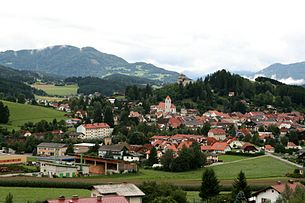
[165,145,178,152]
[264,145,274,150]
[83,123,110,129]
[168,117,182,128]
[209,128,226,135]
[271,182,305,193]
[287,142,297,147]
[177,141,193,150]
[48,196,129,203]
[157,102,176,109]
[211,142,230,151]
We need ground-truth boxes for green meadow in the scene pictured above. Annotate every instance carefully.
[0,187,90,203]
[32,83,78,96]
[0,100,66,130]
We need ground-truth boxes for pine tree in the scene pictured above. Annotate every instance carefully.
[234,191,247,203]
[103,105,114,127]
[199,168,220,202]
[148,147,158,166]
[232,171,251,201]
[0,102,10,124]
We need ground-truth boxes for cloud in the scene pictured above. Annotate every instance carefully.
[1,0,305,75]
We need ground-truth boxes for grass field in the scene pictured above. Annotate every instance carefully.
[32,83,78,96]
[0,187,90,203]
[218,155,250,162]
[0,100,66,130]
[76,155,295,184]
[35,95,66,102]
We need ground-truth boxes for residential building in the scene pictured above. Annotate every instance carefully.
[210,142,231,154]
[250,181,305,203]
[208,128,227,141]
[77,123,113,139]
[91,183,145,203]
[264,145,275,153]
[99,144,129,160]
[37,142,67,156]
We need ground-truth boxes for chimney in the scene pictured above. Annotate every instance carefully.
[277,181,281,185]
[97,195,102,202]
[58,196,65,201]
[288,179,294,184]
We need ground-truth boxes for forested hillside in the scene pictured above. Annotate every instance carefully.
[126,69,305,113]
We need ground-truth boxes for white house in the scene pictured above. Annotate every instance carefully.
[250,181,305,203]
[76,123,113,139]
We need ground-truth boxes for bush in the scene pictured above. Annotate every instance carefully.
[225,151,265,157]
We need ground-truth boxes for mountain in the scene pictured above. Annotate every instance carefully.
[255,61,305,84]
[0,65,46,100]
[0,45,179,83]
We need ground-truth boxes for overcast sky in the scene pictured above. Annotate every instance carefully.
[1,0,305,75]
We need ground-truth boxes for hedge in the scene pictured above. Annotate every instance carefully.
[225,151,265,157]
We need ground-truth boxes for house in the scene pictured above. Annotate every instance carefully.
[286,142,300,150]
[210,142,231,154]
[264,145,275,153]
[206,152,218,164]
[77,123,114,139]
[123,152,144,162]
[40,160,89,177]
[99,144,129,160]
[250,181,305,203]
[48,195,129,203]
[168,117,182,128]
[228,139,244,149]
[241,143,258,153]
[37,142,67,156]
[156,96,176,114]
[91,183,145,203]
[208,128,227,141]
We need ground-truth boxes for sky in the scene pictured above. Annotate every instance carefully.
[1,0,305,76]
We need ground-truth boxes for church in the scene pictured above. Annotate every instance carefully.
[156,96,176,114]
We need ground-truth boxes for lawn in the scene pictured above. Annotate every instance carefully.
[0,187,90,203]
[32,83,78,96]
[0,100,66,130]
[81,156,296,182]
[218,155,250,162]
[35,95,66,102]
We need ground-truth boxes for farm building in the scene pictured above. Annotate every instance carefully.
[91,183,145,203]
[37,142,67,157]
[40,160,89,177]
[48,195,129,203]
[0,153,27,165]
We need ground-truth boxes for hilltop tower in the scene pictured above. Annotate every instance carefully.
[165,96,171,113]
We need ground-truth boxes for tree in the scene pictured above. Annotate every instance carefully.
[103,105,114,127]
[234,191,247,203]
[160,150,174,171]
[148,147,158,166]
[86,143,100,156]
[199,168,220,202]
[232,171,251,201]
[65,143,75,155]
[0,102,10,124]
[5,193,13,203]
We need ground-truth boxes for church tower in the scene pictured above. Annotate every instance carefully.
[165,96,171,113]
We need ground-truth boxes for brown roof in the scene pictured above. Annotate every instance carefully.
[271,182,305,193]
[83,123,110,129]
[209,128,226,135]
[48,196,129,203]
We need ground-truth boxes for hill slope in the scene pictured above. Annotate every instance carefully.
[255,61,305,84]
[0,100,66,130]
[0,45,179,83]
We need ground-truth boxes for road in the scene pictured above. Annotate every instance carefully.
[265,152,303,168]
